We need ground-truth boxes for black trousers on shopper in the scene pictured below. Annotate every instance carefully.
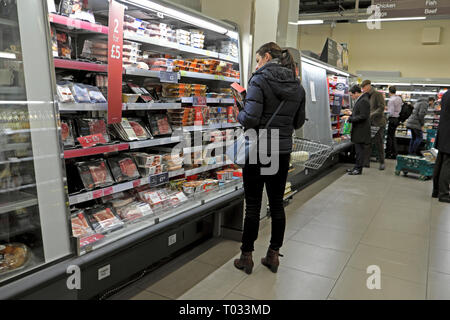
[241,153,291,253]
[354,143,368,172]
[386,117,400,158]
[365,126,385,166]
[433,151,450,198]
[409,128,423,156]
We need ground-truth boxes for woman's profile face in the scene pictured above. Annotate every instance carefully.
[255,52,271,71]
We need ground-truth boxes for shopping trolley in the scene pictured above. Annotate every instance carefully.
[290,138,333,170]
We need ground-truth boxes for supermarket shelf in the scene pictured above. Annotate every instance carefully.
[123,67,161,78]
[180,71,238,83]
[49,14,108,34]
[0,17,18,27]
[180,97,235,104]
[0,192,38,215]
[218,54,239,64]
[221,123,241,129]
[0,157,34,165]
[125,103,182,110]
[0,142,31,152]
[182,124,223,131]
[54,58,108,73]
[0,184,37,194]
[0,86,25,95]
[64,143,129,159]
[168,169,185,178]
[184,160,233,176]
[58,103,108,112]
[128,136,181,150]
[183,141,233,154]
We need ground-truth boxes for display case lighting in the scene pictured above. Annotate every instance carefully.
[301,56,350,77]
[0,52,16,59]
[290,20,324,25]
[123,0,234,36]
[412,83,450,87]
[397,91,438,95]
[372,82,411,86]
[358,17,426,22]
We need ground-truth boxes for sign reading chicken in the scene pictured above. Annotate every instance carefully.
[107,0,125,124]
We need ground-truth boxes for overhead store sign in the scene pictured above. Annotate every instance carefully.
[319,38,349,71]
[373,0,450,18]
[107,0,125,124]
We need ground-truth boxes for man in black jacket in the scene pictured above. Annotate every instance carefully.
[343,85,371,175]
[432,90,450,203]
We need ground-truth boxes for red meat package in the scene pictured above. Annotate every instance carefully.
[86,206,124,234]
[70,210,94,238]
[76,159,114,191]
[76,118,111,144]
[128,119,152,140]
[146,113,173,137]
[61,119,75,147]
[114,201,153,222]
[107,155,140,183]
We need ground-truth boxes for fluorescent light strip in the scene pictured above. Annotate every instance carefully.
[301,57,350,77]
[372,82,411,86]
[412,83,450,87]
[297,20,324,25]
[124,0,230,35]
[397,91,438,95]
[358,16,426,22]
[0,52,16,60]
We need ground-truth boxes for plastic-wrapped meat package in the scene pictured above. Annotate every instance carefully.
[71,83,91,103]
[107,155,140,183]
[70,210,94,238]
[128,119,152,140]
[147,113,173,137]
[61,119,75,148]
[76,159,114,191]
[76,118,111,143]
[0,243,30,275]
[114,201,153,222]
[87,206,124,234]
[56,82,76,103]
[85,85,107,103]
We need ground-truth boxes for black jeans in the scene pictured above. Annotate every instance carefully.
[354,143,368,172]
[241,153,291,252]
[365,126,385,166]
[433,151,450,198]
[409,128,423,156]
[386,117,400,158]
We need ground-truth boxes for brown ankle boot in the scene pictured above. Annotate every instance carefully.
[234,251,254,274]
[261,248,283,273]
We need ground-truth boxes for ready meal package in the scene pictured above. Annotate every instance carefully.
[61,119,76,148]
[57,82,76,103]
[86,206,124,234]
[114,201,153,222]
[147,113,173,137]
[0,243,31,275]
[76,118,111,143]
[107,155,140,183]
[56,31,71,59]
[70,209,94,238]
[76,159,114,191]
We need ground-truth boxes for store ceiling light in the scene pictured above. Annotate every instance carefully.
[0,52,16,60]
[291,20,324,25]
[301,56,349,77]
[358,17,426,22]
[123,0,229,35]
[412,83,450,87]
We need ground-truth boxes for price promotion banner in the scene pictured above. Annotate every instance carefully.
[107,0,125,124]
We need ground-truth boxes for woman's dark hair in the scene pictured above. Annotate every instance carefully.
[350,85,362,94]
[389,86,397,94]
[256,42,296,78]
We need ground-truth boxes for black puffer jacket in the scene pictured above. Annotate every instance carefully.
[436,91,450,154]
[237,61,306,154]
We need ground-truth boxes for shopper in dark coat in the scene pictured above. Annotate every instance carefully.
[343,85,371,175]
[234,42,306,275]
[432,90,450,203]
[406,98,428,156]
[361,80,387,170]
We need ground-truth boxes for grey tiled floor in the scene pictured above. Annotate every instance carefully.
[110,160,450,300]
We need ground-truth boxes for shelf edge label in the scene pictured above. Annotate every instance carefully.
[107,0,125,124]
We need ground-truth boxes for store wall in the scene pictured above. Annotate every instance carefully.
[298,20,450,79]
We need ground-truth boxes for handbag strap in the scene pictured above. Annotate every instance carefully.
[263,100,286,129]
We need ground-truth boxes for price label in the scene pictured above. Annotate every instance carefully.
[77,134,107,148]
[93,189,104,199]
[133,179,142,188]
[159,71,179,83]
[77,192,93,204]
[79,234,105,248]
[103,187,113,196]
[150,172,169,187]
[193,96,207,107]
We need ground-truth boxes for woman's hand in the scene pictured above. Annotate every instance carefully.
[343,109,352,116]
[342,115,350,121]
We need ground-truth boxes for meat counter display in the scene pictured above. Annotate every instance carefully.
[48,0,243,256]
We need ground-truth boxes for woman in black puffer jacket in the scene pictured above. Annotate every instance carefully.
[234,42,306,274]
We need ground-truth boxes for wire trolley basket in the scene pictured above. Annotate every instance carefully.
[291,138,333,170]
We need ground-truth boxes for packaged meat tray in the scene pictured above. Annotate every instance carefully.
[57,82,76,103]
[147,113,173,137]
[0,243,31,275]
[86,206,124,234]
[85,85,107,103]
[110,118,139,141]
[131,153,163,167]
[76,118,111,143]
[71,83,92,103]
[107,155,140,183]
[76,159,114,191]
[61,119,75,148]
[70,210,94,238]
[128,119,152,140]
[115,201,153,222]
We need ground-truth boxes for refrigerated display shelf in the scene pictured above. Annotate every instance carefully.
[49,13,108,34]
[58,102,182,112]
[64,143,130,159]
[128,136,181,150]
[54,58,108,73]
[0,17,18,27]
[168,169,185,178]
[123,67,161,78]
[180,97,235,104]
[179,71,238,83]
[58,103,108,112]
[184,160,233,176]
[125,103,182,110]
[0,184,37,195]
[183,141,233,154]
[0,142,31,152]
[182,124,223,131]
[0,87,25,95]
[0,157,34,165]
[0,192,38,215]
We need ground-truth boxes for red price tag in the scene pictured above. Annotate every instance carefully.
[104,187,113,196]
[133,179,142,188]
[107,0,125,124]
[79,234,105,247]
[77,134,107,148]
[93,189,104,199]
[193,96,207,107]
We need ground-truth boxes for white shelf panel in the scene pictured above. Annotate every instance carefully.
[180,97,235,104]
[58,103,109,112]
[168,169,185,178]
[180,71,238,83]
[128,136,181,150]
[184,160,233,176]
[218,54,239,64]
[221,123,241,129]
[125,103,182,110]
[182,124,223,131]
[124,67,161,78]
